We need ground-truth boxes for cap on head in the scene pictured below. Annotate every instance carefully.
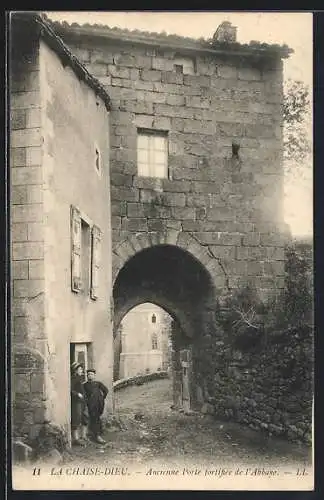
[87,368,96,374]
[71,361,82,372]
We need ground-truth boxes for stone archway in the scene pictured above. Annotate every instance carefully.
[112,230,227,289]
[112,232,226,410]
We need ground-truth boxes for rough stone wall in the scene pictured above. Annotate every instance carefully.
[194,242,313,444]
[197,324,313,444]
[293,238,313,295]
[65,38,287,300]
[10,35,47,441]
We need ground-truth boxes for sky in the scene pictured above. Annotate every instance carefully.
[47,11,313,237]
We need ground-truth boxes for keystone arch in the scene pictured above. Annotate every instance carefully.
[112,230,227,334]
[112,231,227,409]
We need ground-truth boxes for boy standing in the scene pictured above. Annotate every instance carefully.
[70,361,88,445]
[84,369,109,444]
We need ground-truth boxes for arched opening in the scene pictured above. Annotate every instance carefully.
[113,244,216,411]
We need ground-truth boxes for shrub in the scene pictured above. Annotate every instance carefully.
[31,422,68,458]
[215,284,266,352]
[262,242,313,336]
[216,242,313,347]
[195,240,314,442]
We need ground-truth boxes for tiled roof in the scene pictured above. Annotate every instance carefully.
[11,12,111,110]
[48,16,293,59]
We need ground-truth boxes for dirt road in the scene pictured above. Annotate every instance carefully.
[68,378,312,470]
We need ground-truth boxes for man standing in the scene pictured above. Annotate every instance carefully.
[84,368,108,444]
[70,361,88,445]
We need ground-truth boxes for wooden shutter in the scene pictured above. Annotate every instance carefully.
[71,205,82,292]
[91,225,101,300]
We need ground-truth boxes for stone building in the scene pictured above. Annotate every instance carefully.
[10,12,298,446]
[116,303,172,379]
[54,18,292,409]
[10,12,113,444]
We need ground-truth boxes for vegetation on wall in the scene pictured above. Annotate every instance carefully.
[195,241,313,443]
[215,240,313,345]
[283,78,311,174]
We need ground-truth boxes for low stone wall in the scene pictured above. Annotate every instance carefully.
[119,351,163,379]
[113,370,169,391]
[196,323,313,444]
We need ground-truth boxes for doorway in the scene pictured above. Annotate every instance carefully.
[70,342,93,380]
[69,342,93,441]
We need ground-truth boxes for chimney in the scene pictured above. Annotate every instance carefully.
[213,21,237,43]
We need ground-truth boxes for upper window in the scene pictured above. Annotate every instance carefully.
[137,129,168,179]
[151,314,156,324]
[173,56,195,75]
[71,206,101,299]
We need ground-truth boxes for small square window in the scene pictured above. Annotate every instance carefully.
[173,56,195,75]
[137,129,168,179]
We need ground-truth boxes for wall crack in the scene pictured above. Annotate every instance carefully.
[189,232,231,291]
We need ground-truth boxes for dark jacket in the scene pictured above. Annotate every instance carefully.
[83,380,108,416]
[71,373,87,427]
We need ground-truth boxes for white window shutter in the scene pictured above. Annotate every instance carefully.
[71,205,82,292]
[91,225,101,300]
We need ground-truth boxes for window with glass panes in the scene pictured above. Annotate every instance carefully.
[137,130,168,178]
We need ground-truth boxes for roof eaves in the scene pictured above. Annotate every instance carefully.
[11,12,111,111]
[49,19,293,60]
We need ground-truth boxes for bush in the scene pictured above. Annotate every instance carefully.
[31,422,68,458]
[216,242,313,347]
[215,284,266,352]
[195,241,314,442]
